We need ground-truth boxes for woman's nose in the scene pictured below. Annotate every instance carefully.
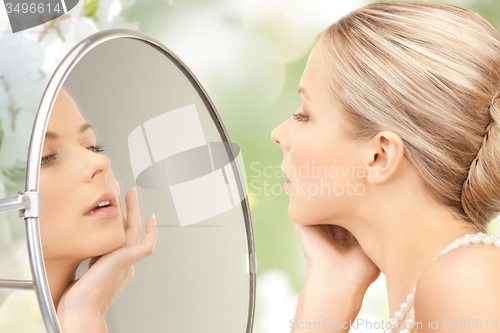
[271,118,290,150]
[83,149,112,182]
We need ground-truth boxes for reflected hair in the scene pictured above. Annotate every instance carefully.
[315,2,500,232]
[59,86,82,111]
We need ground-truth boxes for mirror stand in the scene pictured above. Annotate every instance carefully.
[0,191,61,332]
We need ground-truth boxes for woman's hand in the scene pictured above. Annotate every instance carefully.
[291,223,380,332]
[294,223,380,291]
[57,188,158,332]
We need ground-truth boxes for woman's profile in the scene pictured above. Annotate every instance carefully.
[271,2,500,332]
[38,87,157,332]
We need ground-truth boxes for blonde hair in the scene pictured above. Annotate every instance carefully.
[315,2,500,233]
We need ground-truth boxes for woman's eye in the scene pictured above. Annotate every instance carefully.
[41,154,56,165]
[293,112,309,122]
[88,143,105,153]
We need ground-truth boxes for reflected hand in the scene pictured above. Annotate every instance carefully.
[294,223,380,289]
[57,188,158,333]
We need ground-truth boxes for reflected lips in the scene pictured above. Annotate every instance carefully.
[84,192,119,219]
[283,179,291,192]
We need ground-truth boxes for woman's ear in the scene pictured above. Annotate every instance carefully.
[364,131,404,184]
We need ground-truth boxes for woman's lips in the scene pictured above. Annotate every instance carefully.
[84,192,118,218]
[284,179,292,192]
[84,206,119,219]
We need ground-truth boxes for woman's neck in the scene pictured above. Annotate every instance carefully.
[44,258,81,309]
[339,163,480,318]
[372,214,476,317]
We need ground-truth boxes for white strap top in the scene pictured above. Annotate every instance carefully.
[384,232,500,333]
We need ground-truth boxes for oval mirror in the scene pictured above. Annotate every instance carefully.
[0,28,256,333]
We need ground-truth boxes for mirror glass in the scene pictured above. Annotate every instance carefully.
[39,36,254,332]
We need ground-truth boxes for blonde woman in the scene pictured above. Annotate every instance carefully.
[271,2,500,332]
[39,88,158,332]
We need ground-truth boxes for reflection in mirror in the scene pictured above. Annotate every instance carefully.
[39,88,158,331]
[38,35,254,332]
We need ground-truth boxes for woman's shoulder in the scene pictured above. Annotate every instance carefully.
[413,244,500,329]
[429,242,500,268]
[420,242,500,277]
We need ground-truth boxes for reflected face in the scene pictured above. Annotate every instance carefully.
[39,89,126,261]
[270,46,367,226]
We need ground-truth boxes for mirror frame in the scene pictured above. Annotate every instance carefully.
[1,28,256,333]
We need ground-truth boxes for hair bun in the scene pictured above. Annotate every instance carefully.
[461,89,500,228]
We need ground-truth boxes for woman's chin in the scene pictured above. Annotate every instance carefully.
[118,232,127,248]
[288,207,314,226]
[95,233,127,257]
[111,232,127,250]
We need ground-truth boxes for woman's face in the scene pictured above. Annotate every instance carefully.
[39,89,126,261]
[271,46,368,226]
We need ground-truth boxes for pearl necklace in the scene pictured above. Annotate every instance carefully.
[384,232,500,333]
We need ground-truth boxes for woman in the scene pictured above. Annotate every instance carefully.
[39,87,157,332]
[271,2,500,332]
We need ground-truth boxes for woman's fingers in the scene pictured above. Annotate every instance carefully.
[124,187,142,246]
[142,215,158,254]
[121,214,158,265]
[135,215,158,259]
[100,213,157,273]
